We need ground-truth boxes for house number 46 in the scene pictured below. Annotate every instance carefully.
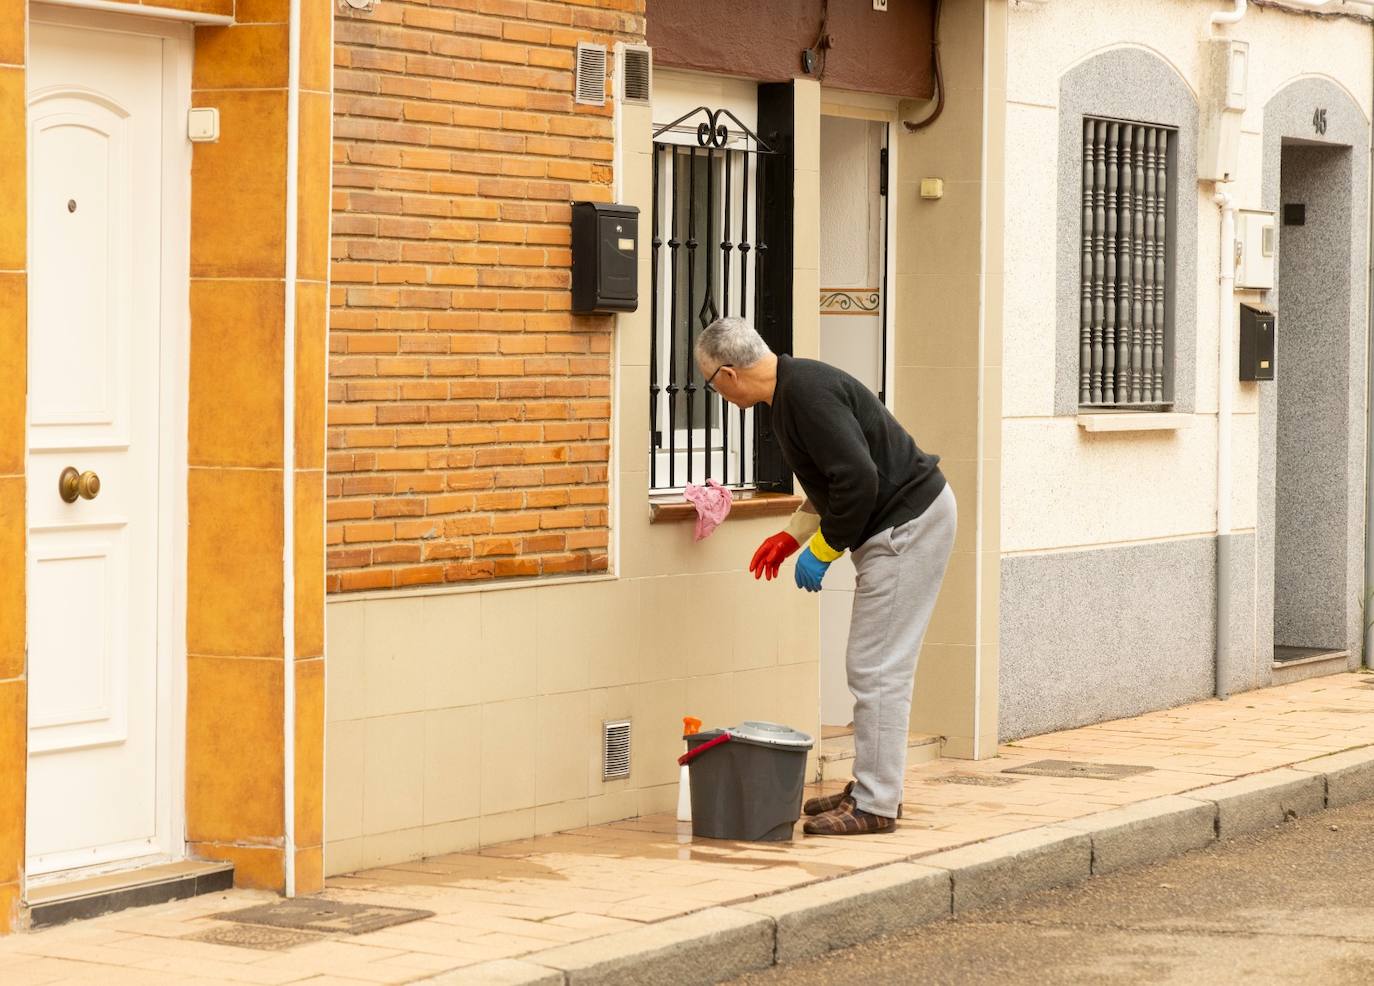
[1313,108,1328,135]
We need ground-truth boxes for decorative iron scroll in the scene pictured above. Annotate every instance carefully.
[653,106,774,154]
[819,290,881,314]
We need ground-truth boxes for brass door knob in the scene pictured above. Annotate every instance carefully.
[59,467,100,503]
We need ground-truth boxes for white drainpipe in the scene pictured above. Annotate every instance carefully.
[1215,188,1236,699]
[1211,0,1248,24]
[283,0,302,898]
[1209,0,1374,19]
[1014,0,1374,13]
[1366,29,1374,669]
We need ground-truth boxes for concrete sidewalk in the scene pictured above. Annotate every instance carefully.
[3,674,1374,985]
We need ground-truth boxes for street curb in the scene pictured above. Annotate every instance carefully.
[420,959,563,985]
[918,825,1092,913]
[1291,746,1374,807]
[521,906,772,986]
[734,861,951,964]
[1182,767,1326,839]
[420,745,1374,985]
[1057,794,1217,874]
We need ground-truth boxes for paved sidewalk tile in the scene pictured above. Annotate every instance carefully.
[2,674,1372,983]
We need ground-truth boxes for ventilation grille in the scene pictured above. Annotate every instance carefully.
[575,43,608,107]
[620,45,652,104]
[602,719,631,781]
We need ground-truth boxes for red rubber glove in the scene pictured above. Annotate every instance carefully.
[750,531,800,581]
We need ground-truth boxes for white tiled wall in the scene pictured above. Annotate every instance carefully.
[324,573,820,875]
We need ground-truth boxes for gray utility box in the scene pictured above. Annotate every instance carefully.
[571,201,639,314]
[1239,302,1275,381]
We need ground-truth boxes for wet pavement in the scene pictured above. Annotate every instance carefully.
[730,795,1374,985]
[3,673,1373,984]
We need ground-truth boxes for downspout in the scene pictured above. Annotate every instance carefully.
[1209,0,1246,702]
[283,0,302,897]
[1215,189,1236,699]
[1365,17,1374,668]
[1211,0,1249,24]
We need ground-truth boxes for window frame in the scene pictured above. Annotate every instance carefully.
[1054,48,1200,418]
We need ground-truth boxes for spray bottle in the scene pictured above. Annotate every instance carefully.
[678,716,702,822]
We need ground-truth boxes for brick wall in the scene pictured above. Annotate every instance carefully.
[329,0,645,593]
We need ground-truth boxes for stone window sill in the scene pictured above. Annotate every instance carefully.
[1076,412,1191,433]
[649,491,803,524]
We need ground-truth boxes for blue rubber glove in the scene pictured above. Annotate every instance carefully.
[794,546,830,593]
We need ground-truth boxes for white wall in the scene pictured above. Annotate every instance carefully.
[1000,0,1372,556]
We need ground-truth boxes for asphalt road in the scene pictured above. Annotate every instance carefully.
[729,797,1374,986]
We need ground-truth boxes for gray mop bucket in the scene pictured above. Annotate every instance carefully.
[680,721,814,842]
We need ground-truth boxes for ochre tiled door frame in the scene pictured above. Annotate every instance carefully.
[0,0,29,937]
[184,0,330,896]
[0,0,330,932]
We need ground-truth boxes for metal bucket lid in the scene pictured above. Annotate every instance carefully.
[726,720,813,750]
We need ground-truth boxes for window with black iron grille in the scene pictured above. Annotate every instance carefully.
[1079,116,1177,408]
[650,106,778,491]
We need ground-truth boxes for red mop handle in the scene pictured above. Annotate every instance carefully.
[677,732,730,766]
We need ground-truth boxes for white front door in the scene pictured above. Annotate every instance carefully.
[26,14,183,879]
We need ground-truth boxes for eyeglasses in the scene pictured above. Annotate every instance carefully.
[704,363,733,393]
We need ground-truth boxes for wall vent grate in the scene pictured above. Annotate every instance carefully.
[621,45,652,104]
[575,43,608,107]
[602,719,631,781]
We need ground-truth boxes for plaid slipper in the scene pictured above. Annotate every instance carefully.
[802,797,897,836]
[804,781,903,818]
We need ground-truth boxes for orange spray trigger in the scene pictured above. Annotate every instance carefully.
[683,716,702,736]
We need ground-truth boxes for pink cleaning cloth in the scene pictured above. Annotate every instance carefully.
[683,479,733,541]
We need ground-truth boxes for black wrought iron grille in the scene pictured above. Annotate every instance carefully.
[650,107,773,491]
[1079,116,1176,408]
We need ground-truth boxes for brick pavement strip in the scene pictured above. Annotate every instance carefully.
[441,748,1374,984]
[12,679,1374,985]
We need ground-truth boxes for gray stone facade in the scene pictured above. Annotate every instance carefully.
[1259,78,1369,669]
[1000,535,1256,741]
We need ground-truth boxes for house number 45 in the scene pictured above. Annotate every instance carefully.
[1313,108,1328,135]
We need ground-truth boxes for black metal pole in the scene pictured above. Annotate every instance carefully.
[650,144,662,489]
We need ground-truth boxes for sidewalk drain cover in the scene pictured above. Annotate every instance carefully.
[213,898,434,935]
[185,924,326,951]
[934,773,1020,787]
[1002,759,1152,781]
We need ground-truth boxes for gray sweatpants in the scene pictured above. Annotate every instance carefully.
[847,484,957,818]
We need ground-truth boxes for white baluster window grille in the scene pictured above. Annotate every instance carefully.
[650,107,774,491]
[1079,116,1177,409]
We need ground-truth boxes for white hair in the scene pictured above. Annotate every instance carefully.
[694,317,771,370]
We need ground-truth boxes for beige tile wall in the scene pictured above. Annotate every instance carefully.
[325,574,819,872]
[889,0,1000,759]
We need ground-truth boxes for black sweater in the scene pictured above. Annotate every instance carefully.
[769,355,945,553]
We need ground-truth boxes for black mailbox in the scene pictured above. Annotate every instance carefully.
[571,201,639,314]
[1239,302,1275,381]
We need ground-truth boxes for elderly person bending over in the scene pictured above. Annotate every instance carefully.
[695,317,956,836]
